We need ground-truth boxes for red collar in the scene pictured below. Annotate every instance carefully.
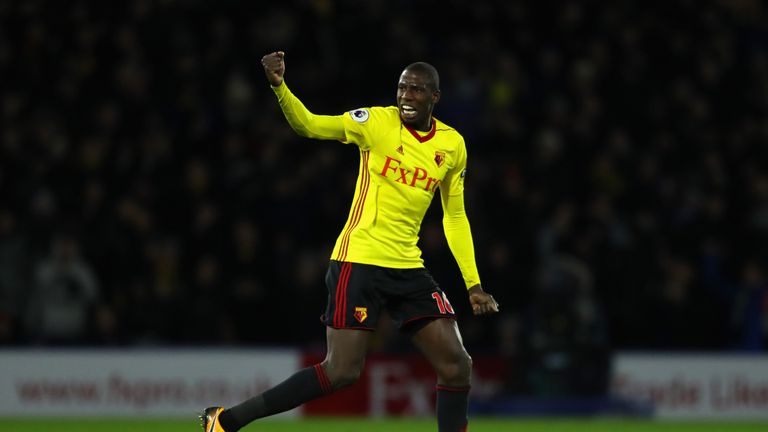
[404,119,436,143]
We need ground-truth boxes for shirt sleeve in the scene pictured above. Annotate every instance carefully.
[271,82,346,141]
[272,82,379,151]
[339,107,381,151]
[440,137,481,289]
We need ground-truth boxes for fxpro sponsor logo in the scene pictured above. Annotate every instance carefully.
[379,156,441,192]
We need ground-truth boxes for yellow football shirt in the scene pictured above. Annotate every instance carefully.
[272,82,480,288]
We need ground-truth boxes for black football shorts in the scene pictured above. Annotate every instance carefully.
[322,260,457,332]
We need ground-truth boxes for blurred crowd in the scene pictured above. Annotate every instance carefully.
[1,0,767,377]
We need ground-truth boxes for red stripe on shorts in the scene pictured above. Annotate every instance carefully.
[334,262,352,327]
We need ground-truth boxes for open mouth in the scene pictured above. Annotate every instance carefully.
[400,104,417,120]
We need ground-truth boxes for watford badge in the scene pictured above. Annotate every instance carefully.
[354,307,368,323]
[434,151,446,167]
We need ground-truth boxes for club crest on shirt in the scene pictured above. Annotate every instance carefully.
[354,307,368,323]
[434,151,446,167]
[349,108,370,123]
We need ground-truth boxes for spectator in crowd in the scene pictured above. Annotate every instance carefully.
[0,209,28,343]
[25,234,99,344]
[730,259,767,352]
[518,255,609,396]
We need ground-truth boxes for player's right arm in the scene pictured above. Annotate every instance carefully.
[262,51,346,141]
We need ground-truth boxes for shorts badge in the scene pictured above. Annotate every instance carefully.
[354,307,368,323]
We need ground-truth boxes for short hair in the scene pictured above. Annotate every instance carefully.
[404,62,440,92]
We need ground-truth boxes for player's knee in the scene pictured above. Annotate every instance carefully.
[333,367,363,389]
[322,359,364,389]
[437,351,472,385]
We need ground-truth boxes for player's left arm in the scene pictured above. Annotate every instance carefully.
[440,140,499,316]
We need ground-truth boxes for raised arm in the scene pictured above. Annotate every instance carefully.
[261,51,345,141]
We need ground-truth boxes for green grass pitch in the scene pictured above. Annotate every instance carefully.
[1,417,766,432]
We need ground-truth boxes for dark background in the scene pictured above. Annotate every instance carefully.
[0,1,766,391]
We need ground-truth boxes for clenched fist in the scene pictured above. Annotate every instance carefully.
[262,51,285,87]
